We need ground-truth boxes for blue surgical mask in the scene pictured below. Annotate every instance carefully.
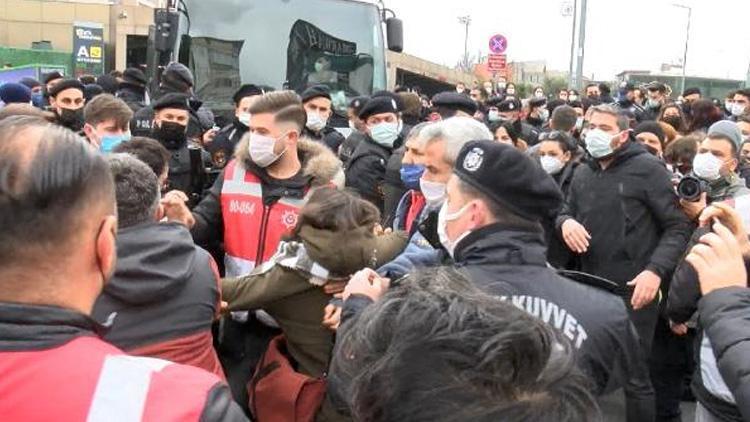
[31,92,44,108]
[100,132,132,153]
[369,122,400,147]
[399,164,425,190]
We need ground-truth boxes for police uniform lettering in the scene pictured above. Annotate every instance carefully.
[500,295,589,349]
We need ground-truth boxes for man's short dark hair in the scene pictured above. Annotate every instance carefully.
[735,89,750,101]
[0,116,114,267]
[108,153,160,229]
[330,267,599,422]
[551,105,578,132]
[112,137,170,179]
[248,90,306,132]
[83,94,133,130]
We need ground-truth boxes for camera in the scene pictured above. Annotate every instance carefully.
[676,175,708,202]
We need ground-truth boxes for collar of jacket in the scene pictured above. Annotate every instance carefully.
[235,135,344,189]
[707,173,749,201]
[0,301,109,351]
[453,223,548,268]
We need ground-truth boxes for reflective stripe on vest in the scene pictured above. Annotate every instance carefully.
[87,355,172,422]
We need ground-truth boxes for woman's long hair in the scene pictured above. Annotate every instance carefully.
[290,187,380,239]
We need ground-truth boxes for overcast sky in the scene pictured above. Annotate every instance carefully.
[388,0,750,81]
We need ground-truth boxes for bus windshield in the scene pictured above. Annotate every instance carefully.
[179,0,387,116]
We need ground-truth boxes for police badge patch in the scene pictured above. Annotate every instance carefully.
[463,147,484,172]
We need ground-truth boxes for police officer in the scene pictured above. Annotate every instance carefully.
[208,84,264,168]
[616,82,647,123]
[132,63,213,143]
[430,91,478,120]
[300,85,345,152]
[496,97,540,146]
[48,79,86,132]
[116,67,149,114]
[151,93,211,203]
[442,140,655,422]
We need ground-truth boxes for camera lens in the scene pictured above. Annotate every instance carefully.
[677,176,703,202]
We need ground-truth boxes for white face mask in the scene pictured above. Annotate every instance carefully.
[238,112,251,127]
[692,152,723,181]
[348,120,357,131]
[306,112,327,132]
[419,178,446,209]
[731,103,746,117]
[506,88,515,95]
[437,200,472,258]
[248,132,287,168]
[540,155,564,175]
[569,94,578,102]
[369,121,400,147]
[314,62,326,72]
[575,117,584,131]
[585,128,620,159]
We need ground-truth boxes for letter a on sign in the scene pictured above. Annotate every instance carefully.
[78,46,89,58]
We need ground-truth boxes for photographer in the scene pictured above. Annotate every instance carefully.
[678,121,750,222]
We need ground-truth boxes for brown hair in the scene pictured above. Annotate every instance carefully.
[290,187,380,238]
[0,103,55,123]
[248,90,306,131]
[83,93,133,130]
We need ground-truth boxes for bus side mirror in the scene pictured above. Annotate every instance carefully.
[386,18,403,53]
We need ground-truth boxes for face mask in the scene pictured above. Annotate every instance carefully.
[349,120,358,131]
[437,200,472,258]
[539,109,550,123]
[238,112,251,127]
[314,62,325,72]
[485,87,493,94]
[487,110,501,122]
[540,155,564,175]
[58,107,84,131]
[662,116,682,130]
[306,111,327,132]
[535,92,545,99]
[506,89,515,95]
[585,128,619,159]
[248,132,287,168]
[99,132,131,153]
[31,92,44,108]
[731,103,746,117]
[420,178,446,209]
[153,121,187,149]
[498,83,507,90]
[575,117,584,131]
[369,122,400,147]
[692,152,723,181]
[569,94,578,102]
[400,164,425,190]
[456,87,465,94]
[647,98,662,110]
[725,101,734,112]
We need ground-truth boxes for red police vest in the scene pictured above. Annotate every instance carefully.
[221,160,307,277]
[0,336,222,422]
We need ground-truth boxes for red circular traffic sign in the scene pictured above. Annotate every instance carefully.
[489,34,508,54]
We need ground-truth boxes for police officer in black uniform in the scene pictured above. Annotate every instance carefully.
[300,85,345,152]
[430,91,478,120]
[441,140,655,422]
[207,84,265,169]
[151,93,211,205]
[116,67,149,114]
[616,82,647,123]
[496,97,541,146]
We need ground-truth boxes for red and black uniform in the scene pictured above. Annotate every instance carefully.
[92,222,224,379]
[0,302,246,422]
[190,137,343,411]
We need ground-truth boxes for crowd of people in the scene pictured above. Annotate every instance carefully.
[1,65,750,422]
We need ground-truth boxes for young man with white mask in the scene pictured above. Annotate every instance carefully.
[300,85,345,152]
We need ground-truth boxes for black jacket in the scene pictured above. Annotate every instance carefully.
[699,287,750,421]
[116,84,148,114]
[544,161,579,269]
[131,87,212,139]
[91,222,221,376]
[339,130,366,168]
[0,302,246,421]
[668,250,750,422]
[208,118,248,168]
[382,146,407,227]
[453,224,655,422]
[302,126,345,153]
[345,135,402,213]
[556,140,691,291]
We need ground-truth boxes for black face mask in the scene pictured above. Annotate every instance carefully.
[662,116,683,131]
[57,107,84,131]
[153,121,187,149]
